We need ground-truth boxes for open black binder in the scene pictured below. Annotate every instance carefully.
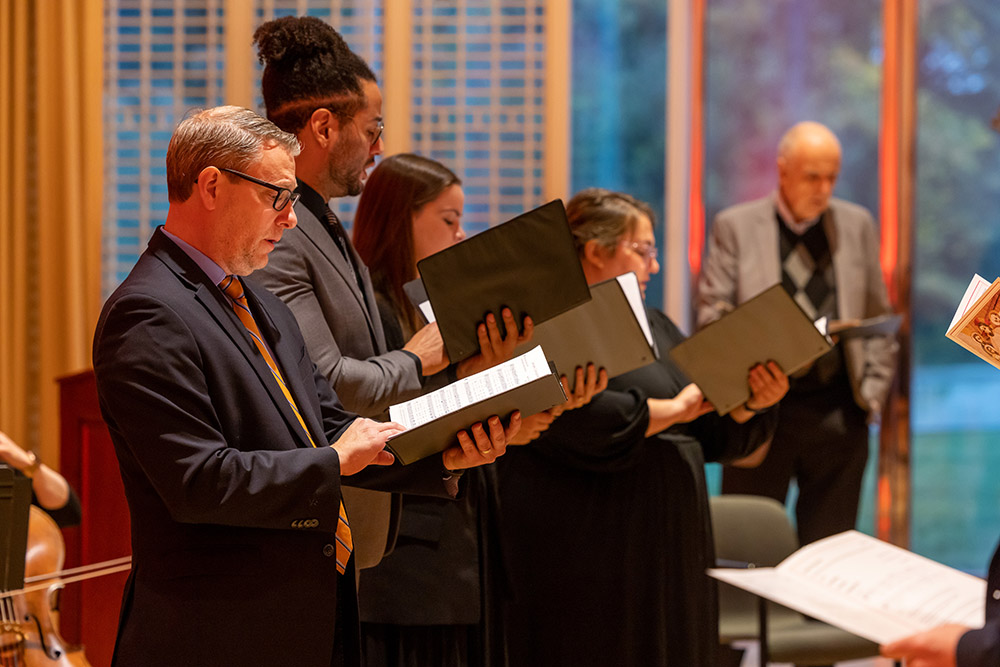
[416,199,591,362]
[511,272,657,383]
[669,285,832,414]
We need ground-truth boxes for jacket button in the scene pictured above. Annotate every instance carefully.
[323,544,335,558]
[993,589,1000,601]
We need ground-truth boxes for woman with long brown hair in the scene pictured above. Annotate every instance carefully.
[353,153,552,667]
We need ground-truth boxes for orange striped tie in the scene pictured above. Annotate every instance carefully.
[220,275,353,574]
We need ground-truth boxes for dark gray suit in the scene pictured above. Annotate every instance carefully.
[254,191,425,568]
[697,194,897,543]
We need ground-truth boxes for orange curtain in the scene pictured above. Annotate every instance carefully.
[0,1,103,466]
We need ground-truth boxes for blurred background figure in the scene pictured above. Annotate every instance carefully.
[698,121,898,546]
[496,188,787,666]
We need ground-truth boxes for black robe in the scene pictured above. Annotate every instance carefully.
[497,308,777,666]
[359,292,507,667]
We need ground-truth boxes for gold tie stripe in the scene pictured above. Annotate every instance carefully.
[219,275,353,574]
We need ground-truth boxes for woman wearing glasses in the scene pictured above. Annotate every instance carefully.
[496,188,789,666]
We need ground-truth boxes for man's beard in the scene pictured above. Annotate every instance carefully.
[344,177,364,197]
[328,161,365,198]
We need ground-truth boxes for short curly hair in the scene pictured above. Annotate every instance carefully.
[253,16,377,133]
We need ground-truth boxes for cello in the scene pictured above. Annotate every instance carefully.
[0,506,91,666]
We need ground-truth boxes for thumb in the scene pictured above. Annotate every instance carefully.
[371,450,395,467]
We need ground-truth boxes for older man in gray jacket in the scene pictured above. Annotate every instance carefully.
[697,121,897,545]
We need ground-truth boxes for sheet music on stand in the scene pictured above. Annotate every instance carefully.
[0,464,32,592]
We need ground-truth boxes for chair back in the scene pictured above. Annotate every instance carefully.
[710,494,805,640]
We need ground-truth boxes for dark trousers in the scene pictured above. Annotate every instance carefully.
[722,382,869,546]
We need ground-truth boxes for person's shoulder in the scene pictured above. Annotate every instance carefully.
[101,251,177,314]
[645,307,684,341]
[714,196,772,225]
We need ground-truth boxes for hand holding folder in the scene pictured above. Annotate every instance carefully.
[416,200,591,363]
[669,286,832,414]
[386,346,566,464]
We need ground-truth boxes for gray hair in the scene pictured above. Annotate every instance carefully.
[565,188,656,254]
[166,105,301,202]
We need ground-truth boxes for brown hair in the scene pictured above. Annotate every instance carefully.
[352,154,461,334]
[565,187,656,255]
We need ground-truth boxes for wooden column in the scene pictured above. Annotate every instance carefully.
[664,0,705,328]
[223,0,253,108]
[877,0,918,548]
[543,0,571,202]
[383,0,413,156]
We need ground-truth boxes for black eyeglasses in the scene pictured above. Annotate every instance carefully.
[370,120,384,147]
[219,168,300,212]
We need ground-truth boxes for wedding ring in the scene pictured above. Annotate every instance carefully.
[479,447,493,454]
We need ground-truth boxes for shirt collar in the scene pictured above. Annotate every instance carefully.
[773,190,824,235]
[160,227,228,286]
[296,179,331,224]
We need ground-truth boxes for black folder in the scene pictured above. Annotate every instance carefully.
[669,285,832,414]
[416,200,591,362]
[511,273,657,383]
[0,465,32,592]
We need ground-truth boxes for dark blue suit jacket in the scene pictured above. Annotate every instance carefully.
[958,541,1000,667]
[94,228,449,666]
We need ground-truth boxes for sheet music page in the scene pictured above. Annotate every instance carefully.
[948,274,991,332]
[709,531,986,645]
[389,345,550,429]
[418,300,437,324]
[615,272,653,347]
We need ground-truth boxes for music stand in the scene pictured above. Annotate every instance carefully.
[0,464,32,592]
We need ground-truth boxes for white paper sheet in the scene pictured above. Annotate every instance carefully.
[948,273,992,332]
[389,345,551,429]
[615,272,654,348]
[418,299,437,324]
[708,530,986,645]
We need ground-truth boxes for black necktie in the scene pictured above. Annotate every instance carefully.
[323,206,359,286]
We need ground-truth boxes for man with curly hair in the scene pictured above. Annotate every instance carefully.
[252,17,448,580]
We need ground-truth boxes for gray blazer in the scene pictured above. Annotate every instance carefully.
[696,195,897,416]
[255,199,425,569]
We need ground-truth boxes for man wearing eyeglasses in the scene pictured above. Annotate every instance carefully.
[696,121,897,549]
[93,106,516,666]
[250,16,530,581]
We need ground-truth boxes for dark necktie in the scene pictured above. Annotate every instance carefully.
[323,206,359,285]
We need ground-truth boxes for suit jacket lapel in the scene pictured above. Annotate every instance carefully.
[823,202,855,319]
[244,281,329,447]
[293,201,380,340]
[148,230,317,450]
[756,201,782,288]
